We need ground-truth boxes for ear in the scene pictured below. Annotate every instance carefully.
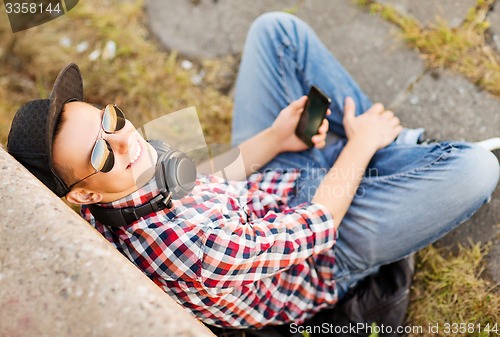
[65,188,103,205]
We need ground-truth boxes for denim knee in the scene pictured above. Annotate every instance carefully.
[455,144,499,205]
[247,11,303,44]
[250,11,297,32]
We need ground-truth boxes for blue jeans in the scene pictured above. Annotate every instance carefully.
[231,12,500,299]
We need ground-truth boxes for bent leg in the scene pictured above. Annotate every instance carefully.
[230,11,500,302]
[331,143,500,296]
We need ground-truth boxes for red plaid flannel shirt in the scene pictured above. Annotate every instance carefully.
[81,169,337,328]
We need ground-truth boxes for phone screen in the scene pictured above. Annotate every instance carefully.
[296,86,331,147]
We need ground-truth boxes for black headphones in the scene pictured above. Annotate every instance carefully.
[88,140,197,227]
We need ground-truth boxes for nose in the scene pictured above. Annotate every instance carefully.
[104,126,132,155]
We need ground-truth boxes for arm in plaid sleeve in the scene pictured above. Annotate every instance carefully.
[200,202,335,289]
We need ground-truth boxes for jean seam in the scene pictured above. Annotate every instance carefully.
[278,39,292,102]
[278,36,309,103]
[361,142,458,184]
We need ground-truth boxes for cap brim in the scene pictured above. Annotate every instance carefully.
[47,63,84,193]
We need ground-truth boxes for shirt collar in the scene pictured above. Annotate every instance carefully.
[98,176,162,209]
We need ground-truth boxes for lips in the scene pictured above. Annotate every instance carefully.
[127,139,142,169]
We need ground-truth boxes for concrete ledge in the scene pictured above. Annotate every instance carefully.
[0,147,214,337]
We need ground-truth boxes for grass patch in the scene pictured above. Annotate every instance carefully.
[281,0,305,15]
[409,244,499,337]
[0,0,233,147]
[357,0,500,96]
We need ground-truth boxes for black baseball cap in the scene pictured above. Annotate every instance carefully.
[7,63,84,197]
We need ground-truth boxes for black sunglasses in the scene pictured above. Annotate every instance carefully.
[68,104,126,189]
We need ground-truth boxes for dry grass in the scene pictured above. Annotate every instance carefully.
[358,0,500,95]
[0,0,233,147]
[408,245,499,337]
[1,0,499,333]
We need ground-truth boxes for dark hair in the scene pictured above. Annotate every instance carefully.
[53,106,66,140]
[52,104,79,189]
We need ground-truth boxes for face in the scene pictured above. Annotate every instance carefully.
[53,101,158,204]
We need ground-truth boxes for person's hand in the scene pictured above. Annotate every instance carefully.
[271,96,330,153]
[343,97,403,153]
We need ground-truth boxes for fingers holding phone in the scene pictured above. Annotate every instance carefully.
[311,117,330,149]
[295,85,332,148]
[271,87,331,153]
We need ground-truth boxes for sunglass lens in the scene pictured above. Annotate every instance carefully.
[103,105,126,133]
[91,139,115,173]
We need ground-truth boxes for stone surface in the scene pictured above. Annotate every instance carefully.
[146,0,300,58]
[377,0,478,27]
[488,3,500,51]
[485,241,500,282]
[146,0,424,104]
[0,149,214,337]
[392,69,500,142]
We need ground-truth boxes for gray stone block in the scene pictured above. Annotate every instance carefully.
[377,0,477,27]
[391,69,500,141]
[488,4,500,51]
[484,240,500,282]
[145,0,424,104]
[145,0,300,58]
[0,149,214,337]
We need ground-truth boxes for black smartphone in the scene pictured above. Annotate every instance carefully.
[295,85,331,148]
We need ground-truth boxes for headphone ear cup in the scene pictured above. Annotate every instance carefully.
[165,153,197,198]
[155,148,197,199]
[149,140,171,155]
